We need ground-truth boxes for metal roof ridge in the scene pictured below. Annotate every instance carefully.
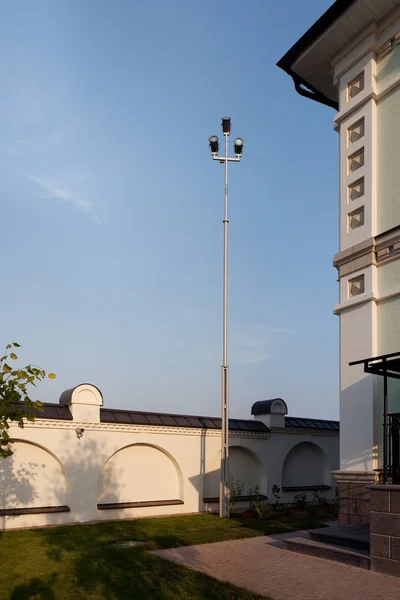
[100,406,262,424]
[287,415,339,423]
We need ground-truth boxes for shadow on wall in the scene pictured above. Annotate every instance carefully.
[202,446,267,500]
[341,375,377,472]
[65,437,120,521]
[0,437,120,529]
[0,440,68,530]
[341,447,375,472]
[0,434,188,529]
[0,450,40,510]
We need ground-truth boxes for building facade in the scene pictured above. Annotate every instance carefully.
[278,0,400,576]
[0,385,339,530]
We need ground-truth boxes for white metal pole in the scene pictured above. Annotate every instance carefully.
[220,132,230,518]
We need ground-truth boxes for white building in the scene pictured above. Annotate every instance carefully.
[278,0,400,576]
[0,385,339,530]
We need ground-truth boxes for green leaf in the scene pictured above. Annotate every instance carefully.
[6,344,12,349]
[9,353,18,360]
[48,373,56,379]
[12,343,21,347]
[3,363,12,373]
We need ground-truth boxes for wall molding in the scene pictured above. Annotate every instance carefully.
[270,427,338,437]
[0,505,70,517]
[332,470,376,483]
[333,226,400,279]
[22,419,270,440]
[97,499,183,510]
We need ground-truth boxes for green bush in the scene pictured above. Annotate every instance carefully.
[229,475,244,514]
[248,485,268,519]
[271,484,281,510]
[292,493,307,510]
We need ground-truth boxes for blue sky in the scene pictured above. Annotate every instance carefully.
[1,0,339,420]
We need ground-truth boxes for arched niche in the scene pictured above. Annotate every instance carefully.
[282,441,329,490]
[0,440,68,513]
[203,445,266,500]
[97,443,183,509]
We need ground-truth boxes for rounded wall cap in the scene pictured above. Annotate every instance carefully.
[251,398,288,416]
[59,383,103,407]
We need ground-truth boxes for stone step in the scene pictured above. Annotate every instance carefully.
[308,525,370,552]
[284,537,371,570]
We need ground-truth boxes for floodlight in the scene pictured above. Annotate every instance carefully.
[209,135,219,154]
[221,117,231,135]
[233,137,244,156]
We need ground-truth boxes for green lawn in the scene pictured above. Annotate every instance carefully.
[0,513,327,600]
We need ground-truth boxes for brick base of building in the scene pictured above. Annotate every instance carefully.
[332,471,375,526]
[369,484,400,578]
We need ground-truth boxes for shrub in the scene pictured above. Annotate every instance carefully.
[272,484,281,510]
[293,493,307,510]
[229,475,244,514]
[312,490,328,509]
[248,485,268,519]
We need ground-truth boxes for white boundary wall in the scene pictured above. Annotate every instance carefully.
[0,386,339,530]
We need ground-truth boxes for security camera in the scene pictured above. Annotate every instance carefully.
[75,427,85,439]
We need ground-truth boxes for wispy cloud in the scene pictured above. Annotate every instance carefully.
[180,307,201,321]
[230,325,292,365]
[201,324,292,365]
[28,175,92,213]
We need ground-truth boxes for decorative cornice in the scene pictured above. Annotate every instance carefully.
[333,226,400,279]
[333,237,375,278]
[334,288,400,315]
[270,426,338,436]
[377,30,400,61]
[18,419,270,439]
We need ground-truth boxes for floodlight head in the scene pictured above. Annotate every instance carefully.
[221,117,231,135]
[209,135,219,155]
[233,137,244,157]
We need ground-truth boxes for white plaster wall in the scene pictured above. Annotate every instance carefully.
[333,20,400,480]
[264,431,339,504]
[377,78,400,235]
[0,411,339,530]
[339,302,377,472]
[374,292,400,467]
[0,418,270,529]
[378,259,400,301]
[378,295,400,355]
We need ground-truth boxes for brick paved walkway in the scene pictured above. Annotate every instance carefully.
[154,531,400,600]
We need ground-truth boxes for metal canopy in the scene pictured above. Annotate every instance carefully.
[350,351,400,483]
[350,351,400,380]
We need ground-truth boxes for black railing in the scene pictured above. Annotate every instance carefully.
[388,413,400,484]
